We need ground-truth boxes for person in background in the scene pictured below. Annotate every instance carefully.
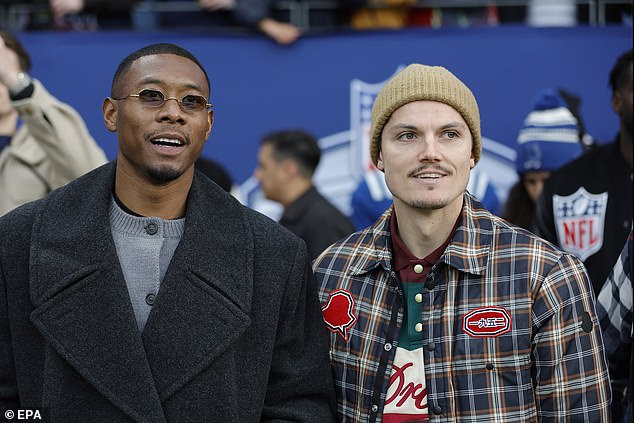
[157,0,358,45]
[313,63,611,422]
[48,0,136,29]
[349,0,415,30]
[155,0,300,45]
[255,129,355,259]
[348,167,393,230]
[0,42,336,421]
[597,229,632,423]
[533,48,633,296]
[197,0,301,45]
[503,88,584,230]
[0,31,107,216]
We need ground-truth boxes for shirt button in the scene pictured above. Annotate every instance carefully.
[384,342,392,351]
[413,264,424,274]
[145,293,156,306]
[145,222,158,235]
[414,293,423,303]
[371,404,378,413]
[486,362,494,370]
[414,322,423,332]
[426,342,435,351]
[432,405,442,415]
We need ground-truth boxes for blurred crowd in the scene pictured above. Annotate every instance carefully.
[0,1,632,45]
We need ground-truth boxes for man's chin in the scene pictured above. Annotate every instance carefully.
[147,166,183,184]
[410,200,447,211]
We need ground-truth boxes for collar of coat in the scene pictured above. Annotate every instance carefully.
[28,161,254,421]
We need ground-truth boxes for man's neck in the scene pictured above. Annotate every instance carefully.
[114,164,192,220]
[392,199,462,259]
[281,179,312,208]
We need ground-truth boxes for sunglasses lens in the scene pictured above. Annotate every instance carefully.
[130,89,208,111]
[181,95,208,111]
[138,89,165,105]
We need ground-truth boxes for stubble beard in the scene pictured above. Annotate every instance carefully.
[147,165,183,184]
[407,197,447,211]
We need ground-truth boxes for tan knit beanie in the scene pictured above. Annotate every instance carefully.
[369,64,481,166]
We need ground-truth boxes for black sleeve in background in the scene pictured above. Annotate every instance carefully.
[83,0,136,14]
[232,0,272,27]
[531,182,558,246]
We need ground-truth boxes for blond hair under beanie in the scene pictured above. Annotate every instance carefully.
[369,64,481,166]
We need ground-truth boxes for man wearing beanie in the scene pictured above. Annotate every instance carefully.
[503,88,585,230]
[313,63,611,422]
[533,48,632,296]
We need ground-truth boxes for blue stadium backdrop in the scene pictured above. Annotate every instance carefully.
[17,26,632,218]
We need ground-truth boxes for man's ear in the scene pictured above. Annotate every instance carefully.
[376,151,385,172]
[102,98,118,133]
[282,159,297,177]
[611,92,622,115]
[205,110,214,141]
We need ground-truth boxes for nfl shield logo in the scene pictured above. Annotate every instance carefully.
[553,187,608,261]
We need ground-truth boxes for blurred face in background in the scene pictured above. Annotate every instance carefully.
[613,62,633,137]
[523,170,551,203]
[254,142,287,203]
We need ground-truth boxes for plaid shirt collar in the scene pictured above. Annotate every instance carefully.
[348,192,491,277]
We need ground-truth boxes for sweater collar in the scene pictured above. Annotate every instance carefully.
[109,197,185,239]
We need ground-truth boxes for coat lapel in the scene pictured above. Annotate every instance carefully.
[141,174,254,401]
[28,163,166,422]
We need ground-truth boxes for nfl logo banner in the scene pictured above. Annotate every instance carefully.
[349,67,404,176]
[553,187,607,261]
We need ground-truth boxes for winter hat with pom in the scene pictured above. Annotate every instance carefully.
[515,89,584,173]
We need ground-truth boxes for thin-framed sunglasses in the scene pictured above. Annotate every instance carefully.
[113,89,213,112]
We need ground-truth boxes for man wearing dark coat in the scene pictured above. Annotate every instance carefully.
[0,43,336,422]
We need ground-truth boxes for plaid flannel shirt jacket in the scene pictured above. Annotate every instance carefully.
[597,230,633,361]
[313,193,611,423]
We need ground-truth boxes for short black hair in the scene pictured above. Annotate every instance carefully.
[261,129,321,177]
[609,48,633,94]
[0,31,31,72]
[111,43,209,97]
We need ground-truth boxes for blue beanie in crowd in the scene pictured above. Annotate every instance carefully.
[515,89,584,174]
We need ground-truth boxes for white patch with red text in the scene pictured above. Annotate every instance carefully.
[463,307,512,337]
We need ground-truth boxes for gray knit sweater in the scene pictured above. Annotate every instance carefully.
[109,199,185,331]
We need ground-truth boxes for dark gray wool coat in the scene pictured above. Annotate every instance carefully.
[0,162,336,422]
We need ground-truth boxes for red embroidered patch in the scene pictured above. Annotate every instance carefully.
[322,290,357,342]
[463,307,512,338]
